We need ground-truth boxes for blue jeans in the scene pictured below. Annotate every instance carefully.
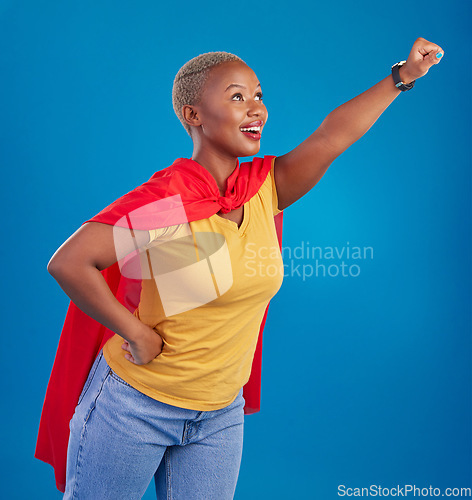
[64,349,245,499]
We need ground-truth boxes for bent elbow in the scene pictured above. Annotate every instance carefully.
[47,251,71,277]
[47,256,62,277]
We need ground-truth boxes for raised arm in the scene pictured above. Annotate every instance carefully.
[274,37,444,211]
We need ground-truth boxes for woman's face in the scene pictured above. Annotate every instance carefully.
[188,61,268,158]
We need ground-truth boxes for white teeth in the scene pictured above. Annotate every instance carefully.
[240,126,261,133]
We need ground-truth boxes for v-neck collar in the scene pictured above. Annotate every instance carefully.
[210,199,250,237]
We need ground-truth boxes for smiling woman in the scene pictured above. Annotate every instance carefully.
[179,58,269,193]
[183,63,266,147]
[36,41,444,500]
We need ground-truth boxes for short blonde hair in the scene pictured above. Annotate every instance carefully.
[172,51,246,137]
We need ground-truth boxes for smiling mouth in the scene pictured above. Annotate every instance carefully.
[240,125,262,140]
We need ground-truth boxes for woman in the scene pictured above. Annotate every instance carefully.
[36,39,443,499]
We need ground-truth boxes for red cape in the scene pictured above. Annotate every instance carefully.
[35,155,283,493]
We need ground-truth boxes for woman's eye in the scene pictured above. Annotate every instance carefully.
[231,92,264,101]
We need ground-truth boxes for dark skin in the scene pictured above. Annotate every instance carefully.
[47,224,163,364]
[182,61,268,228]
[185,37,443,224]
[47,37,443,364]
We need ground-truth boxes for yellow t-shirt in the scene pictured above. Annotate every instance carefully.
[103,158,284,411]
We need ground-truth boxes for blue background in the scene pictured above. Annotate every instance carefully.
[1,0,470,498]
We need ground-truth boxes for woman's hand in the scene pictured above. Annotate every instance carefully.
[121,323,164,365]
[400,37,444,84]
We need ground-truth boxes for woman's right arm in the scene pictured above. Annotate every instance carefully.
[47,221,163,365]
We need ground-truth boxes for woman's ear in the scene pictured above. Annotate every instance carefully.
[182,105,201,130]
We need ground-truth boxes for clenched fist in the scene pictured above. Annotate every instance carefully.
[400,37,444,84]
[121,323,164,365]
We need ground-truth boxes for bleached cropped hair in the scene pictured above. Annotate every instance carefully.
[172,51,245,137]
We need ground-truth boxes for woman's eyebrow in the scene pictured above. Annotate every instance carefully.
[225,83,261,92]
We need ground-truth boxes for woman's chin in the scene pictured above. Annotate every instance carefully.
[237,142,261,158]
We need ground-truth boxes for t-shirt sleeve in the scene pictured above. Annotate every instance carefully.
[267,156,283,216]
[143,224,186,249]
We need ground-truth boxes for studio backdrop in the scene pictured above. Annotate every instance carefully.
[1,0,470,498]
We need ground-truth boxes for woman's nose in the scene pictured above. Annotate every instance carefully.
[247,100,264,117]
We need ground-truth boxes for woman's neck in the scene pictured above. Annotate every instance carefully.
[191,146,238,195]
